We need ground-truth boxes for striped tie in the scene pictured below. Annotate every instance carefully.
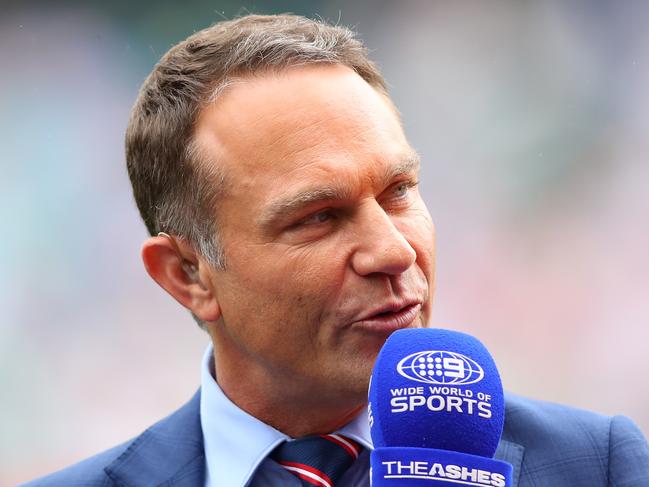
[270,434,363,487]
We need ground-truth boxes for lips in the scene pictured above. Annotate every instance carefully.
[351,302,422,333]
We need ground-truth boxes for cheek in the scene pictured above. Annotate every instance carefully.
[224,241,350,319]
[278,245,353,324]
[398,206,436,266]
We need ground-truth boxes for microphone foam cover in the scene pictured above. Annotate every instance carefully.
[368,328,505,458]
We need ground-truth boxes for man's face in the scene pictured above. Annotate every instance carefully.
[194,64,435,405]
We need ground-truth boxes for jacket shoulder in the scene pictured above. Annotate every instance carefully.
[19,441,128,487]
[20,390,204,487]
[503,393,649,486]
[504,392,611,447]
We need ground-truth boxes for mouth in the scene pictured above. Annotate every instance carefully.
[351,302,422,333]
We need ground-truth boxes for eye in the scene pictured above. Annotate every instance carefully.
[299,209,334,226]
[394,182,410,197]
[392,180,419,198]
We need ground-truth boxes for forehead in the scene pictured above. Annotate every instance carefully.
[193,64,413,205]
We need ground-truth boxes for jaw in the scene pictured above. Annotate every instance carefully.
[209,333,371,436]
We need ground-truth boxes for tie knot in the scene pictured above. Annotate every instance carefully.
[271,434,363,487]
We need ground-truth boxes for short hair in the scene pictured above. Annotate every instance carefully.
[125,14,387,271]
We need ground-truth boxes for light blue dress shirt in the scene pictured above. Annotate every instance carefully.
[200,345,373,487]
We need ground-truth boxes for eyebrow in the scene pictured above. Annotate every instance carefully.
[257,152,421,228]
[387,152,420,180]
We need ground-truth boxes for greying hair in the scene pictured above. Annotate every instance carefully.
[126,14,387,273]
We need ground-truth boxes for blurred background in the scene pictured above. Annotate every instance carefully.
[2,0,648,483]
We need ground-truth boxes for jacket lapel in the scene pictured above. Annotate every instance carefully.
[104,390,205,487]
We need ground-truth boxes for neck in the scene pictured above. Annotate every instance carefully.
[255,401,366,438]
[210,348,366,437]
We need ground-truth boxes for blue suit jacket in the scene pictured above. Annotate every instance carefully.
[22,390,649,486]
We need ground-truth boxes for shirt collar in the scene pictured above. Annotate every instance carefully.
[199,344,373,487]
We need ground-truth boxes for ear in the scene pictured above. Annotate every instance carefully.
[141,235,221,322]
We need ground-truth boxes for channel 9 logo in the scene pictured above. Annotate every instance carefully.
[396,351,484,385]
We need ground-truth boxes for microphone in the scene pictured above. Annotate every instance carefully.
[368,328,513,486]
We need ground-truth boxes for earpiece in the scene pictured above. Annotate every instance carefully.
[158,232,200,281]
[182,261,199,278]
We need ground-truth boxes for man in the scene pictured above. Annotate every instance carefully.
[24,14,648,487]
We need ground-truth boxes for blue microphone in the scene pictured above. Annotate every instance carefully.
[368,328,513,486]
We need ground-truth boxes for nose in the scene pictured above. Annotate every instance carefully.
[351,202,417,276]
